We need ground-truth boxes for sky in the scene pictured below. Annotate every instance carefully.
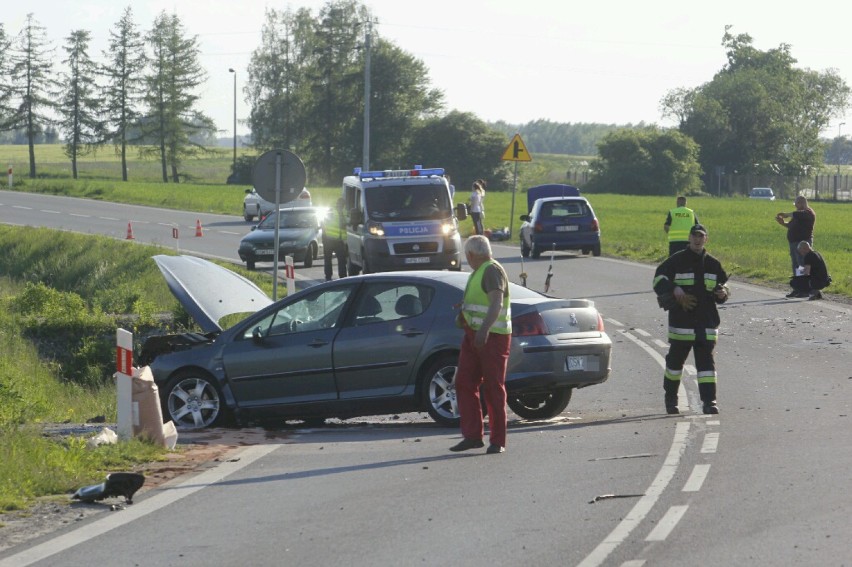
[5,0,852,140]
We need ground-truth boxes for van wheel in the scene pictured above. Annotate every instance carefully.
[592,244,601,257]
[348,258,361,276]
[246,260,255,270]
[531,245,542,259]
[304,243,315,268]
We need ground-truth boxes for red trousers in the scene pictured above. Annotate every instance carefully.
[456,327,511,447]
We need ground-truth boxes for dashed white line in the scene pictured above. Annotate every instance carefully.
[69,213,91,218]
[621,561,646,567]
[41,209,61,214]
[653,339,668,349]
[577,422,691,567]
[633,328,651,337]
[700,432,719,453]
[605,317,624,327]
[682,464,711,492]
[645,505,689,541]
[12,205,32,210]
[98,216,119,221]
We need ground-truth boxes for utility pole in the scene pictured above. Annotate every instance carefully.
[362,20,372,171]
[229,68,237,171]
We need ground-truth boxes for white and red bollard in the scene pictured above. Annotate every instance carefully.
[116,328,134,439]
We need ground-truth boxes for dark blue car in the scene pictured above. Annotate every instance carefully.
[519,184,601,258]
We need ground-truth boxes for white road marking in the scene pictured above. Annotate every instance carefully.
[12,205,32,210]
[701,432,719,453]
[605,317,624,327]
[220,230,242,235]
[621,561,646,566]
[40,209,61,214]
[653,339,668,349]
[577,421,691,567]
[69,213,90,218]
[98,216,119,221]
[706,420,720,426]
[645,505,689,541]
[682,464,711,492]
[633,328,651,337]
[0,444,279,567]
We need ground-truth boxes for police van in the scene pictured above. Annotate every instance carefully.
[342,166,467,274]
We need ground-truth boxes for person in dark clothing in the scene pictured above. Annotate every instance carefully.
[775,195,815,276]
[653,224,730,415]
[787,241,831,300]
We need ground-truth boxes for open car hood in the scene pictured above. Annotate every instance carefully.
[153,255,273,333]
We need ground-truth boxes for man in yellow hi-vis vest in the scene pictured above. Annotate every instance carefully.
[664,196,699,256]
[322,198,348,281]
[450,235,511,455]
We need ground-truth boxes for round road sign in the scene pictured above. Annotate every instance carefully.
[252,150,307,204]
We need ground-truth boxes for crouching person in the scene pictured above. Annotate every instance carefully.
[787,241,831,300]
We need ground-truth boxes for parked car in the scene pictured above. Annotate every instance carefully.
[243,187,312,221]
[141,255,613,430]
[749,187,776,200]
[519,184,601,258]
[238,206,325,269]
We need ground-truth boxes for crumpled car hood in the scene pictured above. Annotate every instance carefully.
[153,255,273,333]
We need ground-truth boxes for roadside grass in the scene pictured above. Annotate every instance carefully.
[0,230,273,512]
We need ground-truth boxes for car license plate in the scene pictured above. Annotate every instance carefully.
[566,355,585,371]
[556,225,579,232]
[257,249,273,256]
[404,257,430,264]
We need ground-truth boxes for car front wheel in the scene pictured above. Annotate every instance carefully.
[163,371,230,430]
[422,354,461,427]
[507,388,572,420]
[304,242,316,268]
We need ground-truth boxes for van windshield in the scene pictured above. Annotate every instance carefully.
[365,184,451,221]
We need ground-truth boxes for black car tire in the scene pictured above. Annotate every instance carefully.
[304,243,316,268]
[521,240,530,258]
[246,259,256,270]
[507,388,572,420]
[347,257,361,276]
[243,206,254,222]
[422,354,461,427]
[592,244,602,257]
[531,244,542,259]
[163,370,231,430]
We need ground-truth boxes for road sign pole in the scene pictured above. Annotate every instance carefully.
[273,152,282,301]
[508,161,518,238]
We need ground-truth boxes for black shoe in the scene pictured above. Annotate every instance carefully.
[665,394,679,414]
[666,405,680,415]
[794,292,810,298]
[808,291,822,301]
[486,444,505,454]
[785,291,799,298]
[449,438,484,452]
[702,402,719,415]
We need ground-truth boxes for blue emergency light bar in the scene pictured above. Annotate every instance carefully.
[355,165,445,180]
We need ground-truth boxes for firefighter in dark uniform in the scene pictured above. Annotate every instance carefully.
[653,224,729,414]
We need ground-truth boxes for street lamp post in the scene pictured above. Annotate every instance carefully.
[838,122,846,177]
[362,21,372,171]
[228,68,237,171]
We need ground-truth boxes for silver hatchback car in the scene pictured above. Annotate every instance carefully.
[142,256,613,429]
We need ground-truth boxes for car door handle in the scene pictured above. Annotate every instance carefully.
[308,339,329,348]
[400,328,424,337]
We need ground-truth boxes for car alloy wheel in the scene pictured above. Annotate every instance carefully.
[164,371,225,429]
[422,354,461,427]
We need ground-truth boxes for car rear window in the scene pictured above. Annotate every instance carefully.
[541,201,588,218]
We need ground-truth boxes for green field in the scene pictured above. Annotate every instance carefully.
[3,144,848,298]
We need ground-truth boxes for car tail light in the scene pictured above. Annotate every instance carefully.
[596,313,605,331]
[591,218,599,232]
[534,222,544,233]
[512,311,549,336]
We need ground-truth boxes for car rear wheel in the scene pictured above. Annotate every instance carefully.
[521,240,530,258]
[507,388,572,420]
[422,354,461,427]
[243,206,254,222]
[163,370,230,430]
[592,244,601,257]
[531,244,542,259]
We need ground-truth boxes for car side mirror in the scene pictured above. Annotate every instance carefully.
[520,214,531,222]
[245,188,251,194]
[252,326,264,344]
[456,203,468,221]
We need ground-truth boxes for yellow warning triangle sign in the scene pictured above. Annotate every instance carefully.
[501,133,532,162]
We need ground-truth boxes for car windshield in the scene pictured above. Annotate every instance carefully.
[258,210,316,229]
[365,184,452,221]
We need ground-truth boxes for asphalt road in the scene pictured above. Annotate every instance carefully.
[1,191,850,566]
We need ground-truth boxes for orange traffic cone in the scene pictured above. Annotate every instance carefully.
[126,222,134,240]
[195,219,203,237]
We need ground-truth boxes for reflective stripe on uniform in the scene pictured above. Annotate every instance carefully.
[697,370,717,384]
[665,367,683,382]
[668,327,719,341]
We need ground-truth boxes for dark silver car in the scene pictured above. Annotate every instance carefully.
[238,206,325,269]
[142,255,613,429]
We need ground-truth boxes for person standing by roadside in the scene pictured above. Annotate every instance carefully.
[469,179,486,235]
[775,195,815,276]
[450,235,511,454]
[663,196,699,256]
[653,224,729,415]
[322,198,348,282]
[787,241,831,300]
